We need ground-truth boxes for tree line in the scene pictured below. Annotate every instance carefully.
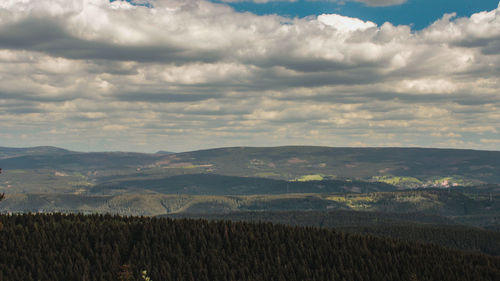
[0,213,499,281]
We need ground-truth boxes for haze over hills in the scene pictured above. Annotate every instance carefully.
[0,146,73,159]
[1,145,500,259]
[1,146,500,188]
[171,146,500,184]
[1,145,500,199]
[0,146,499,220]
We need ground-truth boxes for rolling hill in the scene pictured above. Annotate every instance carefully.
[1,145,500,233]
[2,146,500,196]
[93,173,398,195]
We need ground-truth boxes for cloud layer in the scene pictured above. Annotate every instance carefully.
[0,0,499,152]
[353,0,407,7]
[219,0,407,7]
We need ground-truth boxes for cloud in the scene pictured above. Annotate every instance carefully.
[0,0,499,152]
[218,0,296,3]
[317,14,376,32]
[481,139,500,144]
[217,0,406,6]
[0,17,222,63]
[352,0,406,7]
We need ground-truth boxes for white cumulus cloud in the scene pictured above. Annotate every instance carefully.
[0,0,499,152]
[352,0,406,7]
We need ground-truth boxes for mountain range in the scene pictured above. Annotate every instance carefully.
[0,145,499,230]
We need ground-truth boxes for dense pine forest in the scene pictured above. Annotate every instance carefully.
[0,214,499,281]
[168,210,500,256]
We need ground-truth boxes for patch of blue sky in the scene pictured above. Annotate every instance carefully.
[211,0,499,30]
[110,0,153,8]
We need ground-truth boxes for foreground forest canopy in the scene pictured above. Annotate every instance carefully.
[168,210,500,257]
[0,214,499,281]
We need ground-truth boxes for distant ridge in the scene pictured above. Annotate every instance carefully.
[2,145,499,157]
[0,146,74,159]
[181,145,500,154]
[2,145,500,184]
[170,146,500,184]
[155,150,175,155]
[1,145,499,232]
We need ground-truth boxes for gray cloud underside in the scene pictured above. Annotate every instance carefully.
[219,0,407,7]
[353,0,406,7]
[0,0,499,152]
[0,19,222,64]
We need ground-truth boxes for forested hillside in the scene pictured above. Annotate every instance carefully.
[2,146,500,196]
[94,174,397,195]
[0,214,499,281]
[169,210,500,256]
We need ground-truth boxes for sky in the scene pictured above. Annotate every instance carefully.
[0,0,499,153]
[217,0,497,30]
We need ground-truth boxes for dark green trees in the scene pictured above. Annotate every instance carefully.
[0,214,499,281]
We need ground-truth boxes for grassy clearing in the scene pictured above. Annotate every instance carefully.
[4,170,27,174]
[373,176,422,187]
[429,176,474,186]
[294,174,324,182]
[326,195,376,209]
[254,172,281,178]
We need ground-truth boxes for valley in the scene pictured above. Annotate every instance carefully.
[1,145,500,233]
